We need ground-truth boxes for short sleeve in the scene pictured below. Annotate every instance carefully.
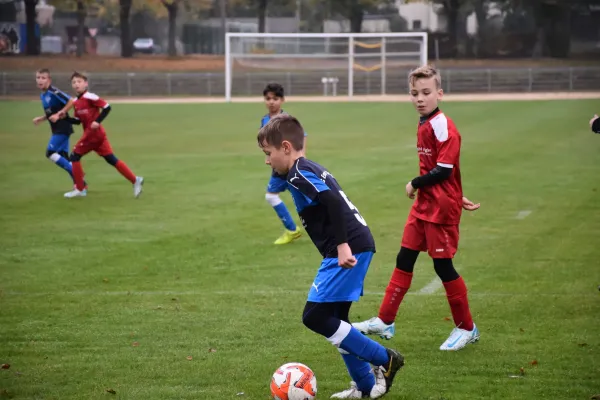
[288,169,330,200]
[84,92,109,108]
[430,114,459,168]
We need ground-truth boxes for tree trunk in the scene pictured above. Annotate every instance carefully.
[24,0,40,55]
[120,0,133,57]
[163,0,179,57]
[444,0,460,57]
[473,0,487,57]
[219,0,227,54]
[258,0,267,33]
[76,0,86,57]
[348,0,364,33]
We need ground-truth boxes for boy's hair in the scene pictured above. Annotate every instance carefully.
[263,82,284,98]
[71,71,88,81]
[257,114,304,151]
[409,64,441,89]
[36,68,50,76]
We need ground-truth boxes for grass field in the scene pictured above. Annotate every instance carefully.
[1,98,599,400]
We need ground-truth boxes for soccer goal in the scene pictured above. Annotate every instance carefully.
[224,32,428,102]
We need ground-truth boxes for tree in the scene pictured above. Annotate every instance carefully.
[120,0,133,57]
[51,0,99,57]
[24,0,41,55]
[310,0,396,33]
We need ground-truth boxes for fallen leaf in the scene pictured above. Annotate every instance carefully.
[236,392,245,396]
[208,348,217,353]
[132,342,139,347]
[529,360,538,366]
[155,306,162,310]
[171,298,178,301]
[1,364,9,370]
[578,343,588,347]
[519,367,525,376]
[186,356,193,361]
[519,328,525,333]
[129,332,135,337]
[106,388,117,394]
[143,266,148,270]
[443,317,451,321]
[590,394,600,400]
[102,278,109,283]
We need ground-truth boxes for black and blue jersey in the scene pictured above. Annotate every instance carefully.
[286,157,375,258]
[40,85,73,135]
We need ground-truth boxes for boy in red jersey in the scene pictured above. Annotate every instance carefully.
[61,72,144,199]
[353,65,481,351]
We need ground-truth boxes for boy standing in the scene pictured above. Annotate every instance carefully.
[258,114,404,399]
[353,65,481,351]
[261,83,303,245]
[61,72,143,199]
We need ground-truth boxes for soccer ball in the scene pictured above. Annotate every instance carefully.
[270,362,317,400]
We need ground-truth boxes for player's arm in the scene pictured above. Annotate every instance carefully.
[62,116,81,125]
[48,88,74,122]
[91,96,111,129]
[32,114,47,125]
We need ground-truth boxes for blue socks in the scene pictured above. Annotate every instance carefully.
[339,324,390,366]
[273,202,297,231]
[49,153,74,180]
[340,350,376,393]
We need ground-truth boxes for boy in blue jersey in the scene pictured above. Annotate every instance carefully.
[261,83,303,245]
[257,114,404,399]
[32,68,84,191]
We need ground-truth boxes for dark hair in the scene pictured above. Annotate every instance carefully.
[263,82,284,98]
[36,68,50,76]
[70,71,88,81]
[257,114,304,151]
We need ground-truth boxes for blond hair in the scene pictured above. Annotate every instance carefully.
[409,65,441,89]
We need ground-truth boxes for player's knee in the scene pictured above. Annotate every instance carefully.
[265,192,282,207]
[433,258,459,282]
[46,151,61,163]
[302,303,324,333]
[70,152,81,162]
[103,154,119,166]
[59,150,70,161]
[396,247,419,273]
[45,149,53,159]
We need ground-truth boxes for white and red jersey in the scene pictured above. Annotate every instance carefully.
[411,109,463,225]
[73,91,109,135]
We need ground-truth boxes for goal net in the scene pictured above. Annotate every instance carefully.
[224,32,428,101]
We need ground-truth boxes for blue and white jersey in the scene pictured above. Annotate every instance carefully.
[286,157,375,258]
[40,85,73,134]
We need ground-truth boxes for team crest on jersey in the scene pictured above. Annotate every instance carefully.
[44,95,51,103]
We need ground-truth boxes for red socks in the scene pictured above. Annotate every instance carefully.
[443,277,474,331]
[115,160,136,184]
[378,269,413,325]
[72,161,85,191]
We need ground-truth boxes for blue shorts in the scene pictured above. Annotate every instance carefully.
[307,251,374,303]
[267,170,288,193]
[47,133,71,154]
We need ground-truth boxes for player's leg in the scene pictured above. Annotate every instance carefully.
[98,139,143,198]
[353,215,425,339]
[46,134,74,181]
[425,223,478,351]
[305,253,404,398]
[64,151,87,197]
[266,171,301,244]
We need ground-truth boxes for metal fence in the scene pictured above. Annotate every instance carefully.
[2,67,600,98]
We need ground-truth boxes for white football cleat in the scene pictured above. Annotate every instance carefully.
[64,188,87,198]
[330,382,366,399]
[369,368,388,399]
[352,317,395,340]
[439,324,480,351]
[133,176,144,198]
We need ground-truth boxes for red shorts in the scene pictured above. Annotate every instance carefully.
[401,213,459,259]
[74,134,113,157]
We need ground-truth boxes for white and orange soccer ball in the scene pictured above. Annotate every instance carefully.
[270,362,317,400]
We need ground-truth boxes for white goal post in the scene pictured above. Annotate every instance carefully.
[224,32,428,102]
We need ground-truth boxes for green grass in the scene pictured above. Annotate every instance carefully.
[1,98,599,400]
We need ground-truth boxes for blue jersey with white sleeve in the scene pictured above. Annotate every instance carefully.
[40,85,73,134]
[286,157,375,258]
